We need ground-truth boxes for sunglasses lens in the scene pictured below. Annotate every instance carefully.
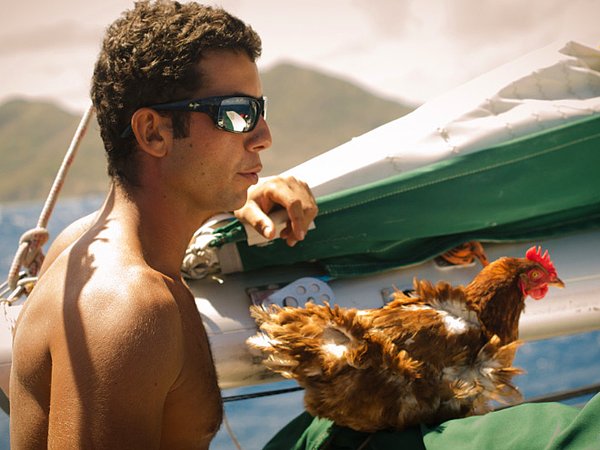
[218,97,260,132]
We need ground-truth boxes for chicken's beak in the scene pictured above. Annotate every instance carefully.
[549,277,565,288]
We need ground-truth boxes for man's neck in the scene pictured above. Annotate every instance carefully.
[100,183,214,280]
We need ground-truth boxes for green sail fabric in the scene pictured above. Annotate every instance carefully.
[217,114,600,278]
[262,392,600,450]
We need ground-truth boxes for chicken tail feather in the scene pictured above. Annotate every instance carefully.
[247,302,373,380]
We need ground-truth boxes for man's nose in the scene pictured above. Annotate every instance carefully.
[247,116,272,152]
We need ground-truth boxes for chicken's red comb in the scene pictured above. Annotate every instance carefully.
[525,246,557,277]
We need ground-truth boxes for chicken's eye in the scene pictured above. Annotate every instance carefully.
[529,270,542,280]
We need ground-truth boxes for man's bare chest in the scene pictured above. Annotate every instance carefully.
[164,301,223,436]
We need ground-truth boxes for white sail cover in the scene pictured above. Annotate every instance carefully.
[284,40,600,198]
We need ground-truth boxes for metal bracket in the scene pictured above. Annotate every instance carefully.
[248,277,336,309]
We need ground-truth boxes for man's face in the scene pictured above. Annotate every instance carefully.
[166,49,272,215]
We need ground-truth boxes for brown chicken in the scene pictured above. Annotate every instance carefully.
[247,246,565,432]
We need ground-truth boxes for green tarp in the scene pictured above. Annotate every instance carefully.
[215,114,600,278]
[263,393,600,449]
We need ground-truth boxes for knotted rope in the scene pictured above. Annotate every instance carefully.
[5,104,95,296]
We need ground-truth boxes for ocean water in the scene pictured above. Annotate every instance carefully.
[1,197,599,449]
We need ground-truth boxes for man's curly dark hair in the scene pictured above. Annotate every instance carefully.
[91,0,262,188]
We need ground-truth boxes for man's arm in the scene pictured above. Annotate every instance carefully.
[37,175,316,283]
[42,277,182,448]
[234,175,318,246]
[40,176,316,277]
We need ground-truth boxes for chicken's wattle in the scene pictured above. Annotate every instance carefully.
[528,284,549,300]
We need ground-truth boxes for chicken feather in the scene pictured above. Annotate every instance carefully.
[247,247,564,432]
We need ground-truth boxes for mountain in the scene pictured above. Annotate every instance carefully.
[260,63,414,175]
[0,99,109,203]
[0,63,415,203]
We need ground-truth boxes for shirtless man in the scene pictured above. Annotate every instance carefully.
[9,2,317,448]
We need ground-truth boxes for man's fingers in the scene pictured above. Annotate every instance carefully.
[267,177,317,243]
[237,175,318,246]
[235,202,276,239]
[286,199,309,241]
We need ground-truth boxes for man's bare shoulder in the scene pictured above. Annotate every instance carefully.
[18,250,186,373]
[38,211,98,276]
[11,255,192,447]
[67,261,185,342]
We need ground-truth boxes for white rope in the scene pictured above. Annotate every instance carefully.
[1,103,95,335]
[222,411,243,450]
[181,213,235,279]
[5,104,94,292]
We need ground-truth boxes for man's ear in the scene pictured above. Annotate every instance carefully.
[130,108,173,158]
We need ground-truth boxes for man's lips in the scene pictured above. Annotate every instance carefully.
[238,166,262,183]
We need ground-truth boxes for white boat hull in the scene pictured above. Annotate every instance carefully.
[191,229,600,390]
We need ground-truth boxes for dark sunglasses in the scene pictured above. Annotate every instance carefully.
[120,95,267,137]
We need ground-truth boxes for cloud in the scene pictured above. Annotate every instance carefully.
[0,21,102,56]
[1,0,599,111]
[349,0,412,38]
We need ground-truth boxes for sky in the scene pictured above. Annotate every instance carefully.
[0,0,599,114]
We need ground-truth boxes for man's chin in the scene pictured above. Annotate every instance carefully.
[231,193,249,213]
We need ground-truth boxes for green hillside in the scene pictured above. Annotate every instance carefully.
[260,63,414,175]
[0,99,109,203]
[0,63,414,203]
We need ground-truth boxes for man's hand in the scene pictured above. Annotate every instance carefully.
[234,176,318,246]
